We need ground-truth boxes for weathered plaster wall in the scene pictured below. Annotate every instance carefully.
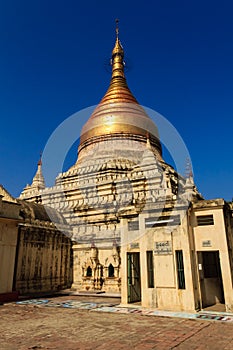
[15,225,72,295]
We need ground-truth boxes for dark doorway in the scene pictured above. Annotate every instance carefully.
[108,264,114,278]
[127,252,141,303]
[198,251,225,308]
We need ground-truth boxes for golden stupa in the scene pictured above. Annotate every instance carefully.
[79,22,162,156]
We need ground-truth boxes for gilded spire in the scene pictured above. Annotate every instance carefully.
[112,19,124,58]
[99,19,138,105]
[111,19,126,81]
[79,21,162,159]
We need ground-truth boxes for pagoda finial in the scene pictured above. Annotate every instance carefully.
[115,18,119,38]
[38,151,42,166]
[111,19,125,81]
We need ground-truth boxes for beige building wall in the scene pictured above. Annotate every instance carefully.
[0,193,21,298]
[121,209,198,312]
[192,200,233,312]
[0,219,18,294]
[121,199,233,312]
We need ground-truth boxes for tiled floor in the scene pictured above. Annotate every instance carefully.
[15,297,233,322]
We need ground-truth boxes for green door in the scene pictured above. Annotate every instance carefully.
[127,252,141,303]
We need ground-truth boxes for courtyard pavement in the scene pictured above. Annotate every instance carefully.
[1,295,233,349]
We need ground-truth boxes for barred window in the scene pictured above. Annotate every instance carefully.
[176,250,186,289]
[197,215,214,226]
[146,251,154,288]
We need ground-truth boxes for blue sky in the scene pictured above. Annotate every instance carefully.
[0,0,232,200]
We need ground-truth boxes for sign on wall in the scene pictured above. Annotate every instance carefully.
[202,240,212,247]
[129,242,139,249]
[154,241,172,255]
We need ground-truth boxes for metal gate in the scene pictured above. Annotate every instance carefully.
[127,252,141,303]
